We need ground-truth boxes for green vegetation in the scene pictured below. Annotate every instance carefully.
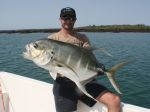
[0,28,59,34]
[0,24,150,33]
[76,24,150,32]
[91,24,150,30]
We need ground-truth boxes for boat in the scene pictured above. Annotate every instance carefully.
[0,71,149,112]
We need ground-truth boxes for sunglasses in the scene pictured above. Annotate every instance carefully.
[61,16,76,21]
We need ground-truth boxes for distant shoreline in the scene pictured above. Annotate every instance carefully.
[1,25,150,33]
[1,29,150,34]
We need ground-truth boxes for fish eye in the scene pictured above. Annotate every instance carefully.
[33,43,38,48]
[51,51,55,54]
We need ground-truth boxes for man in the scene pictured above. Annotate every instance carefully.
[48,7,121,112]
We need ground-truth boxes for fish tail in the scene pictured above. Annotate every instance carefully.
[105,60,134,94]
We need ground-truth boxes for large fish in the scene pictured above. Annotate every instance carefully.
[23,38,130,101]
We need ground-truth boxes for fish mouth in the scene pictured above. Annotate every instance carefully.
[24,43,42,58]
[23,44,30,59]
[23,44,38,59]
[23,43,54,65]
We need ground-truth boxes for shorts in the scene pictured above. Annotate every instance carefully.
[53,77,108,112]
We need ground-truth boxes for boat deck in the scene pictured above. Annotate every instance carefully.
[0,71,149,112]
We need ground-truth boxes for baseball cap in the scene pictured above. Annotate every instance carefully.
[60,7,76,18]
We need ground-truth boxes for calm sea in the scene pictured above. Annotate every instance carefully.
[0,32,150,108]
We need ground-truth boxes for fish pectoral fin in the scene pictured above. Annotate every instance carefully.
[54,64,79,81]
[49,71,57,80]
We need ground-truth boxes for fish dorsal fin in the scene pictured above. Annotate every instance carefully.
[90,47,113,57]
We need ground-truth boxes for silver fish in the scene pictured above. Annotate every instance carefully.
[23,38,131,101]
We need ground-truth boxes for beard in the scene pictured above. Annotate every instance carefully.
[62,23,74,30]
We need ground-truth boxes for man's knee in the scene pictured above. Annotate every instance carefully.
[112,95,120,104]
[107,94,121,107]
[97,92,121,106]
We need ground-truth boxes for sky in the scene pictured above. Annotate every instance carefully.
[0,0,150,30]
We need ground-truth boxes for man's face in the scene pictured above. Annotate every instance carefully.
[60,15,76,30]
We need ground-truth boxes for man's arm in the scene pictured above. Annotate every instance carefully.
[81,34,106,73]
[80,34,91,49]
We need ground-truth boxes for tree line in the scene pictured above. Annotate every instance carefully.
[76,24,150,32]
[0,24,150,33]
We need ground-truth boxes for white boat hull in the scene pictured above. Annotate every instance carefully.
[0,71,149,112]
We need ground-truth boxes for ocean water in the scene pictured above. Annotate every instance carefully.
[0,32,150,108]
